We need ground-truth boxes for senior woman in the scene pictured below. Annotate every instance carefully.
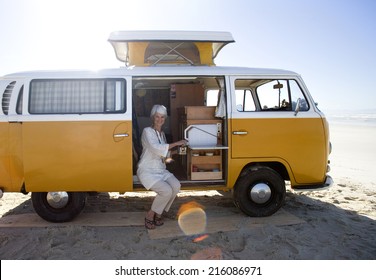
[137,105,187,230]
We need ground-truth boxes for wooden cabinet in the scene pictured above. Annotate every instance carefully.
[188,149,222,180]
[170,85,205,142]
[178,106,227,180]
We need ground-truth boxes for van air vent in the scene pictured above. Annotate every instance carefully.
[2,81,16,115]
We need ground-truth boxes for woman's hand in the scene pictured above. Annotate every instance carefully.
[169,140,188,150]
[176,140,188,146]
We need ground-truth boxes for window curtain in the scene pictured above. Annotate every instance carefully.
[30,80,105,114]
[215,78,226,118]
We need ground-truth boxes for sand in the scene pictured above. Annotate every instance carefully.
[0,121,375,260]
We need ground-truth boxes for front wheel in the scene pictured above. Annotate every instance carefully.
[31,191,87,222]
[233,167,286,217]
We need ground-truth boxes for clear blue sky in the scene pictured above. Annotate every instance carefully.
[0,0,375,111]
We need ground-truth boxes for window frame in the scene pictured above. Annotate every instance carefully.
[16,85,24,115]
[234,78,310,113]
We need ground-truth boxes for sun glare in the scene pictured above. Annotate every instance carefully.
[29,0,151,71]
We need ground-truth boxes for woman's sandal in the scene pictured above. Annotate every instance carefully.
[145,217,155,230]
[154,215,164,226]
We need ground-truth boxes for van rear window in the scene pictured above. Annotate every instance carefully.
[29,79,126,114]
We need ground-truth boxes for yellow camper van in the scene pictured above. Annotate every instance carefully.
[0,31,332,222]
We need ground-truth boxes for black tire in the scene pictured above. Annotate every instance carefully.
[233,167,286,217]
[31,192,87,223]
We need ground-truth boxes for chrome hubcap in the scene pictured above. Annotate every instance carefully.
[46,192,69,209]
[250,183,271,204]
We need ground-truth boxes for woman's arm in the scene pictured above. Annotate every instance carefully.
[168,140,187,150]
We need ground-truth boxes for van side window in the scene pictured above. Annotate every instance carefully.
[288,80,309,111]
[29,79,126,114]
[206,89,219,106]
[235,89,256,111]
[257,80,309,111]
[235,79,309,112]
[235,79,257,112]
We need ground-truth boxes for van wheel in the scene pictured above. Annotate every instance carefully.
[233,167,286,217]
[31,192,86,223]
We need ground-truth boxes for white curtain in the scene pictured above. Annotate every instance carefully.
[215,78,226,118]
[29,80,124,114]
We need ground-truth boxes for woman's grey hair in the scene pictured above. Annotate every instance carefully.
[150,104,168,118]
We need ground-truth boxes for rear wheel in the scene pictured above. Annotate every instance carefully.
[31,191,87,222]
[233,167,286,217]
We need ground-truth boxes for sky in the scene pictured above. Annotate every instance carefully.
[0,0,375,111]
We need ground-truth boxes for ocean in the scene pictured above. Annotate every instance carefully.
[323,109,376,189]
[324,109,376,127]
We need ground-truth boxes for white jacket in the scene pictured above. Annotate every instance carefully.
[137,127,174,189]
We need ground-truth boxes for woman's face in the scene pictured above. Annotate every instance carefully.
[153,112,166,128]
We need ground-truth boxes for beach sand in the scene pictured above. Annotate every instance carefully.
[0,121,375,260]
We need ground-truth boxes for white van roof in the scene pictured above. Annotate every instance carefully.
[109,30,234,42]
[2,66,298,79]
[108,30,235,66]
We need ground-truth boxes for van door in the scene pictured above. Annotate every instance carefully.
[21,78,133,192]
[229,77,327,184]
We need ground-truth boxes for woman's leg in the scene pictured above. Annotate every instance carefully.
[150,180,173,215]
[145,209,156,229]
[150,176,181,214]
[163,176,181,213]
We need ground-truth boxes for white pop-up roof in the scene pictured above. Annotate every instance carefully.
[108,30,235,66]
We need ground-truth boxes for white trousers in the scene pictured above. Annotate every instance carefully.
[149,175,181,215]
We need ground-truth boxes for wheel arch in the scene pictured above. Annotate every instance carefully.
[235,161,291,188]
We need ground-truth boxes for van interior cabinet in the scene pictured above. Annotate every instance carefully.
[178,106,225,180]
[170,84,205,142]
[188,149,222,180]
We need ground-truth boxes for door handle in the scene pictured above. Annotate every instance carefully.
[232,131,248,135]
[113,133,129,138]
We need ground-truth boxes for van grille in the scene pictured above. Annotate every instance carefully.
[1,81,16,115]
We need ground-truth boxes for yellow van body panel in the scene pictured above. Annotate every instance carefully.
[229,117,328,186]
[8,123,24,191]
[0,122,11,190]
[22,121,133,192]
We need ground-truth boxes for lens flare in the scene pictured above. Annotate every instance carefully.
[193,234,209,242]
[177,201,207,236]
